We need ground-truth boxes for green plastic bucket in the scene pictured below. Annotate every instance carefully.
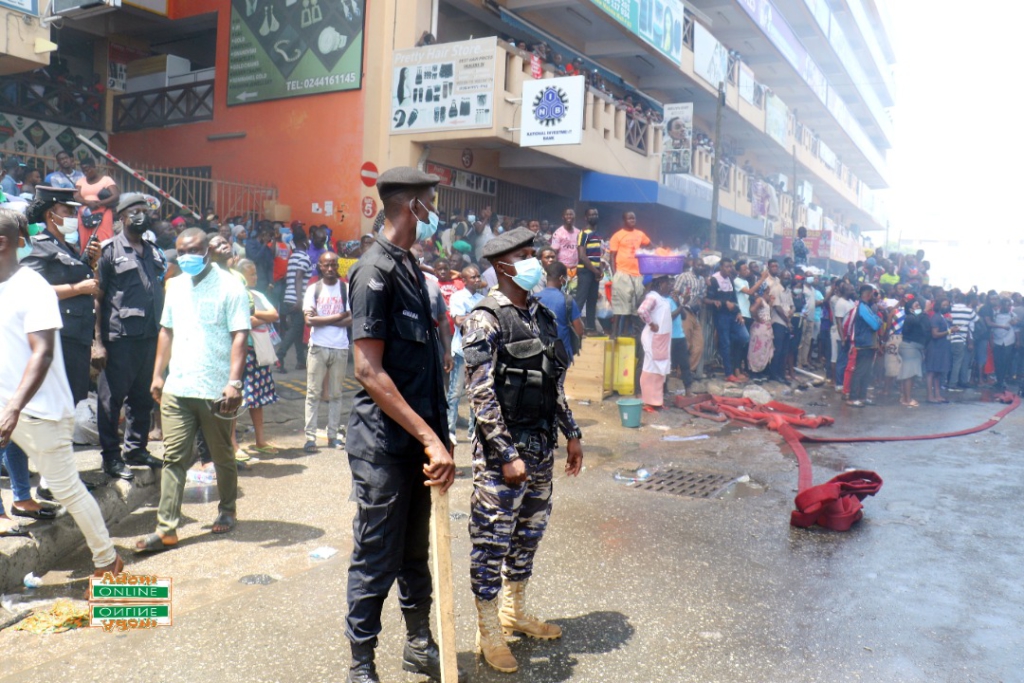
[616,398,643,428]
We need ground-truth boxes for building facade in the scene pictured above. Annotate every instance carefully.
[0,0,895,254]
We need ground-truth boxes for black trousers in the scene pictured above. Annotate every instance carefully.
[62,338,92,406]
[575,267,600,331]
[97,337,157,466]
[671,338,693,387]
[770,323,790,381]
[346,455,432,647]
[276,307,307,369]
[850,346,875,400]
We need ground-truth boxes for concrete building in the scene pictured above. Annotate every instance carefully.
[0,0,894,256]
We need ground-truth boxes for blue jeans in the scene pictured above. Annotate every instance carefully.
[446,353,476,439]
[715,312,750,376]
[0,441,33,514]
[975,339,989,379]
[835,341,850,388]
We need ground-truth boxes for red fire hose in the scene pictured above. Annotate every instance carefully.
[674,392,1021,531]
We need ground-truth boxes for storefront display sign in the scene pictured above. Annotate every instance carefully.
[390,37,496,134]
[227,0,365,106]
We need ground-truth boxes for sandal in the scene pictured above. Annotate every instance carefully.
[211,512,236,534]
[135,532,177,554]
[247,443,280,454]
[234,449,251,462]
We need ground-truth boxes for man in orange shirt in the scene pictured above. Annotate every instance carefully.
[609,211,650,338]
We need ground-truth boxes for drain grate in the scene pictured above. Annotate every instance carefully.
[632,468,736,498]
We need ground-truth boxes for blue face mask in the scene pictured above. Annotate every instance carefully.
[500,257,543,291]
[414,200,439,241]
[279,227,293,245]
[65,229,80,246]
[16,239,32,262]
[178,253,208,277]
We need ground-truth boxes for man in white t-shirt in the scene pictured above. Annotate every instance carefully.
[0,208,121,575]
[445,265,485,443]
[302,251,351,453]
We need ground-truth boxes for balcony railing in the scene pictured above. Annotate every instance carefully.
[113,81,214,132]
[0,74,104,129]
[624,115,649,155]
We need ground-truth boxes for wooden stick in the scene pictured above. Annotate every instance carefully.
[794,366,826,383]
[430,487,459,683]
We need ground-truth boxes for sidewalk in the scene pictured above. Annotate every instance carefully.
[0,446,162,594]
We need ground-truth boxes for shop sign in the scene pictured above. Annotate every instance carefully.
[390,37,496,134]
[0,0,37,15]
[693,22,727,87]
[520,75,585,148]
[226,0,365,106]
[661,102,692,177]
[591,0,687,67]
[425,162,496,196]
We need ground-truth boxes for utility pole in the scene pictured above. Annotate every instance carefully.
[709,81,724,251]
[791,112,799,233]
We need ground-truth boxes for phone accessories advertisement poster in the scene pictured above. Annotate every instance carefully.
[661,102,692,176]
[390,38,497,134]
[227,0,365,106]
[520,75,585,148]
[592,1,685,67]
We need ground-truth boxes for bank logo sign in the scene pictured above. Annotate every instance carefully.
[89,572,173,631]
[520,76,584,148]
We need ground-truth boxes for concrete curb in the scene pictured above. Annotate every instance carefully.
[0,467,160,593]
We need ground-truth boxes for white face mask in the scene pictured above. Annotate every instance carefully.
[53,212,79,235]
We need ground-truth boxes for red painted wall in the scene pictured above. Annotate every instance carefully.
[110,0,365,238]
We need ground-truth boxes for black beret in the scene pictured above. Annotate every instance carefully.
[376,166,441,200]
[482,227,536,260]
[33,185,80,207]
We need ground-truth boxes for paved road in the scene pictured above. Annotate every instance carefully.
[1,374,1021,682]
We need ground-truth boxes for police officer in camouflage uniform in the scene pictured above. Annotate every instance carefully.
[461,227,585,674]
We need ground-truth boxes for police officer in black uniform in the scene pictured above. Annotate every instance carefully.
[344,167,462,683]
[23,186,97,405]
[93,193,166,480]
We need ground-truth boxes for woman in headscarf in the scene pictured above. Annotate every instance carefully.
[637,276,674,412]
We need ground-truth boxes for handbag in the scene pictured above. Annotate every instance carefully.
[251,326,277,367]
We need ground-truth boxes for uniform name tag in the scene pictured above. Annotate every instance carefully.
[402,310,419,320]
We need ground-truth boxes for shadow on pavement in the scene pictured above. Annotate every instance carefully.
[464,610,635,683]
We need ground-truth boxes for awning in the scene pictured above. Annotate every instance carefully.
[579,171,768,237]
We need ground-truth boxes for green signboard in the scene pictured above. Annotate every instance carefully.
[227,0,365,106]
[590,0,686,67]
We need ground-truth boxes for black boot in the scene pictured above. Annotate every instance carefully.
[347,641,379,683]
[402,607,468,682]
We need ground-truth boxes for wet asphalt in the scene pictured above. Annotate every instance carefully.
[0,369,1021,683]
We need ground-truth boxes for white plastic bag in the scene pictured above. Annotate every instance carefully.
[72,393,99,446]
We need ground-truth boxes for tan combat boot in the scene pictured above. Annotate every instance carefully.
[475,596,518,673]
[499,579,563,640]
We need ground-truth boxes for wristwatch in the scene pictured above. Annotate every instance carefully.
[228,379,243,390]
[565,427,583,441]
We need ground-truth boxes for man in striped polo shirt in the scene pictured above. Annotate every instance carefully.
[575,207,603,333]
[276,227,313,373]
[949,292,976,391]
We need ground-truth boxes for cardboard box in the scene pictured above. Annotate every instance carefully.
[565,337,613,403]
[263,200,291,222]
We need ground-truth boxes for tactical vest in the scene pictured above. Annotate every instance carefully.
[474,296,569,433]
